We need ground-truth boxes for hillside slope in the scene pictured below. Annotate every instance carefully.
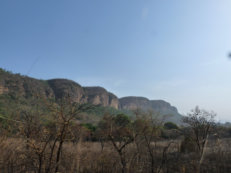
[0,68,182,123]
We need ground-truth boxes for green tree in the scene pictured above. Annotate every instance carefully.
[164,122,178,130]
[98,113,134,173]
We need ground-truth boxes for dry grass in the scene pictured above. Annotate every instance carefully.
[0,137,231,173]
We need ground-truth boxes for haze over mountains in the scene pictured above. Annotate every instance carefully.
[0,68,182,123]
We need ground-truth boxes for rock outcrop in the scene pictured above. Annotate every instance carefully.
[0,69,119,108]
[48,79,86,103]
[0,68,182,123]
[84,87,119,109]
[0,85,8,95]
[119,96,181,123]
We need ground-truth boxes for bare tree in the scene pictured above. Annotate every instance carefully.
[133,111,165,173]
[45,98,92,173]
[16,96,93,173]
[182,106,216,172]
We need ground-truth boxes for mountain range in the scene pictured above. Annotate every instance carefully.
[0,68,182,123]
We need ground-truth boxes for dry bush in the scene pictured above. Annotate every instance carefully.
[1,105,231,173]
[0,137,231,173]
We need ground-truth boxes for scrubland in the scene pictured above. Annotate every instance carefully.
[0,101,230,173]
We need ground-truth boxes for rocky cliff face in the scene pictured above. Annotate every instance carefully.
[0,68,182,123]
[46,80,119,108]
[119,97,150,110]
[0,69,119,108]
[119,96,181,123]
[48,79,86,103]
[0,85,8,95]
[119,96,178,113]
[84,87,119,109]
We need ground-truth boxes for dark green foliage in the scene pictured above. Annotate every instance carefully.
[164,122,178,129]
[0,68,12,74]
[82,123,96,132]
[114,114,130,127]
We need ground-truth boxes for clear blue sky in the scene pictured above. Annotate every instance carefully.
[1,0,231,121]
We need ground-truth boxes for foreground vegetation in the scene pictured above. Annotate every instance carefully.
[0,98,231,173]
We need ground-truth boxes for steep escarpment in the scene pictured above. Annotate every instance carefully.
[119,96,181,123]
[47,80,119,108]
[0,68,182,123]
[0,69,119,108]
[47,79,86,103]
[84,87,119,109]
[119,97,150,110]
